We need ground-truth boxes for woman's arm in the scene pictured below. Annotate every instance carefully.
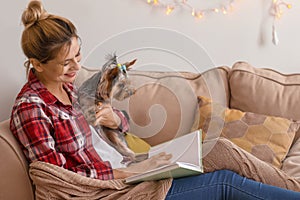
[113,152,172,179]
[113,108,130,133]
[10,102,67,166]
[94,104,129,132]
[10,100,114,180]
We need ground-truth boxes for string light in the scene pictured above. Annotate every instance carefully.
[143,0,292,45]
[144,0,237,20]
[270,0,292,19]
[270,0,292,45]
[165,5,175,15]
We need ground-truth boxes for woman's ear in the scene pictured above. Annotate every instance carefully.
[30,58,43,72]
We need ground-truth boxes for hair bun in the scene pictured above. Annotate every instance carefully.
[21,0,49,28]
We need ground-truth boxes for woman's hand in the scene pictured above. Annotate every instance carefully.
[113,152,172,179]
[94,103,121,129]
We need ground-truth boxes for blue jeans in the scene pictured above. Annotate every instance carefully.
[165,170,300,200]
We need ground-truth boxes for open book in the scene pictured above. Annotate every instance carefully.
[125,129,203,184]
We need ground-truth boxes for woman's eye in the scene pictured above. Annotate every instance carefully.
[63,62,70,66]
[76,53,82,62]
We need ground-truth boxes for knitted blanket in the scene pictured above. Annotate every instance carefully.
[202,137,300,192]
[29,138,300,199]
[29,161,172,200]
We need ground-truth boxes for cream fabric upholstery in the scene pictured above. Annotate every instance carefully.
[0,120,34,200]
[3,62,300,198]
[75,66,230,145]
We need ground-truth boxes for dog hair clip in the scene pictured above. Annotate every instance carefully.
[117,63,127,74]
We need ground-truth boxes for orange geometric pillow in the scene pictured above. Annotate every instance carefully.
[195,96,300,168]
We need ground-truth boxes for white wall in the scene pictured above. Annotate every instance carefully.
[1,0,300,121]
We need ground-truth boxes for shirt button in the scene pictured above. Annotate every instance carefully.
[49,142,54,149]
[60,112,70,119]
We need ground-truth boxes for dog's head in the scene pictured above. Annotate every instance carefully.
[96,54,137,102]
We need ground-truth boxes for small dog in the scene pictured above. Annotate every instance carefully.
[78,54,146,164]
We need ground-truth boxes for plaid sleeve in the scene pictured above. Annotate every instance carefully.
[113,108,130,133]
[10,101,67,166]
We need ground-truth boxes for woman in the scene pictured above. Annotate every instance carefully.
[10,1,300,199]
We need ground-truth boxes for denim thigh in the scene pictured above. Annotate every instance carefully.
[165,170,300,200]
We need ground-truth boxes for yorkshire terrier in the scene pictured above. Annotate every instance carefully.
[78,54,147,164]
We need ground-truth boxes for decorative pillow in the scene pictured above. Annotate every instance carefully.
[229,61,300,144]
[195,96,300,168]
[125,132,151,153]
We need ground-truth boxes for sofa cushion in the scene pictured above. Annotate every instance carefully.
[195,96,300,168]
[281,138,300,182]
[229,61,300,177]
[229,61,300,144]
[75,66,230,146]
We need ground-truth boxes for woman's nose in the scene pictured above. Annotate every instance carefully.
[70,58,81,70]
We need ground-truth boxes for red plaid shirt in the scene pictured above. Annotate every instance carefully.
[10,71,129,180]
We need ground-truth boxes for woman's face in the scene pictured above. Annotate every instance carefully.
[39,37,82,85]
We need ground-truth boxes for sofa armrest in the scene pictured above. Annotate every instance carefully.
[0,119,34,200]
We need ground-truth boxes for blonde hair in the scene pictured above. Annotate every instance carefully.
[21,1,79,76]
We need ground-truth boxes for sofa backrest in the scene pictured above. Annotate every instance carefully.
[0,66,230,200]
[0,120,34,200]
[75,66,230,146]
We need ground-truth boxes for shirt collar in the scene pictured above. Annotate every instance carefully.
[28,69,77,105]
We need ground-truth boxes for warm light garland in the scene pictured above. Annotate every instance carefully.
[145,0,236,19]
[143,0,293,45]
[270,0,292,45]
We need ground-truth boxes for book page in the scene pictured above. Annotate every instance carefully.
[125,130,203,184]
[125,162,203,184]
[148,130,201,166]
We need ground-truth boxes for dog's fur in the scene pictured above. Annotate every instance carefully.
[78,54,145,165]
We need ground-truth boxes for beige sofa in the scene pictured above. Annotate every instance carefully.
[1,61,300,199]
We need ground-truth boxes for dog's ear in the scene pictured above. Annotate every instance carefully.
[125,59,137,70]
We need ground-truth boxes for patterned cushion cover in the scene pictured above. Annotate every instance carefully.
[195,96,300,168]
